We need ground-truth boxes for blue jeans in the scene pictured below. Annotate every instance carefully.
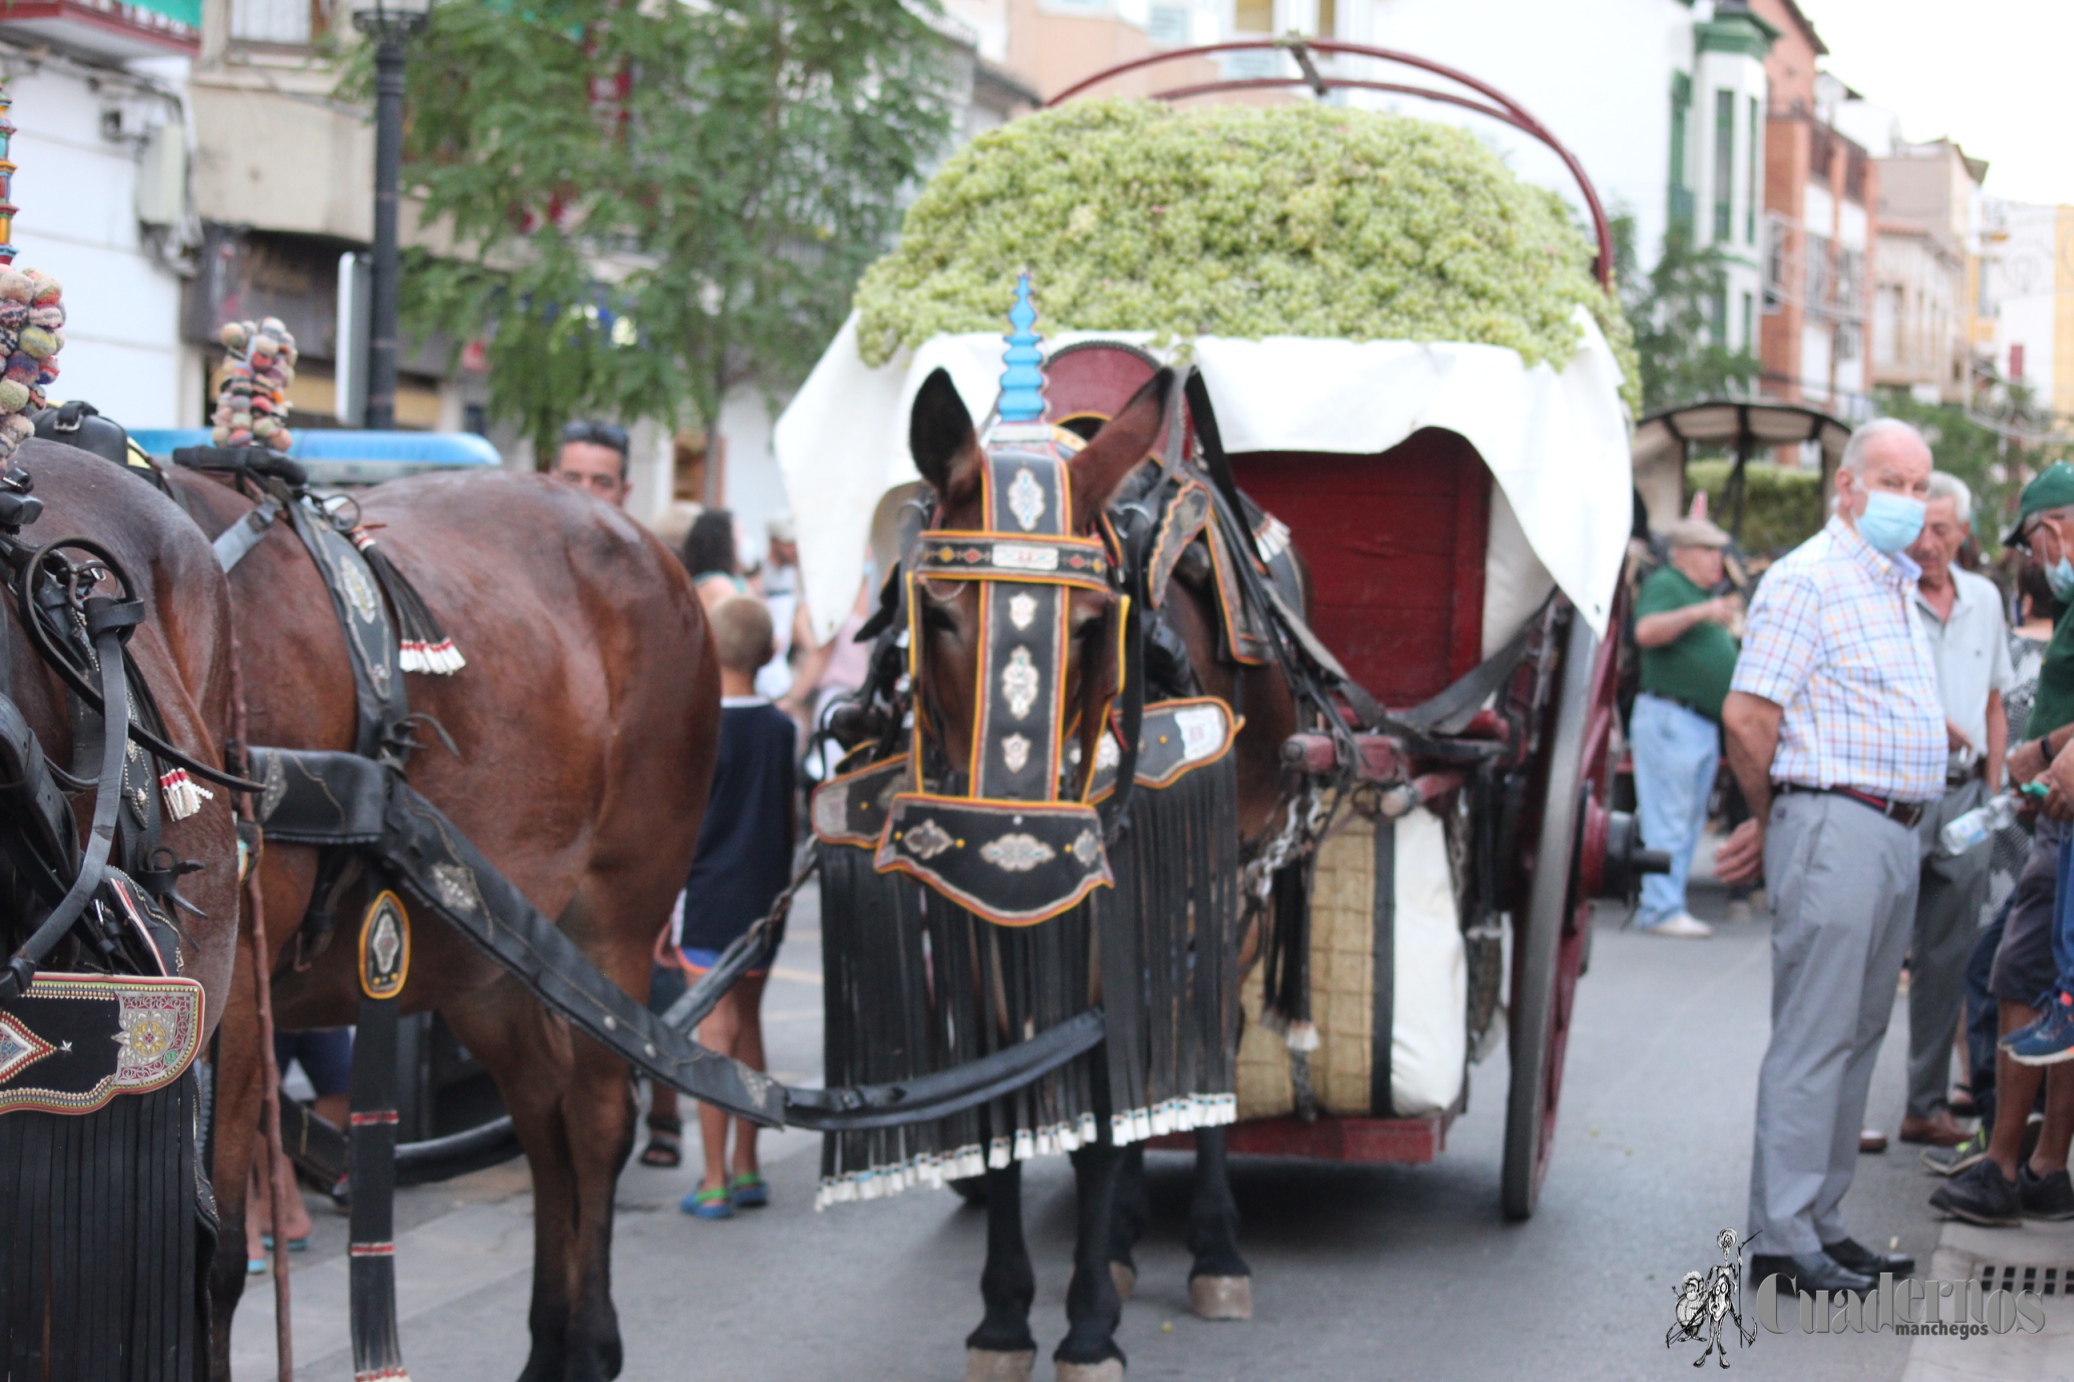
[1631,693,1721,929]
[2053,835,2074,995]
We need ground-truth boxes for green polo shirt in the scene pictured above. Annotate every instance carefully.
[1635,563,1739,722]
[2024,598,2074,740]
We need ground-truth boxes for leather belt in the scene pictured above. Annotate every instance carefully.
[1774,783,1925,831]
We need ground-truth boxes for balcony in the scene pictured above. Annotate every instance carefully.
[0,0,199,59]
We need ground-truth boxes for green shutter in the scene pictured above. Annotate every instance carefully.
[1668,72,1692,233]
[130,0,201,26]
[1714,89,1734,241]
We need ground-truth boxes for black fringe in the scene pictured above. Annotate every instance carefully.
[0,1072,204,1380]
[816,754,1241,1206]
[352,531,464,674]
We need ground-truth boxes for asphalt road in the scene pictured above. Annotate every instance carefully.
[232,869,2072,1382]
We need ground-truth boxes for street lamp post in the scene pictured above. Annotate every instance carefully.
[351,0,433,431]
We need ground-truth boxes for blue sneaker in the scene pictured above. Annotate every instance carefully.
[2006,990,2074,1067]
[680,1186,734,1219]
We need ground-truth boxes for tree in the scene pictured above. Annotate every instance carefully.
[392,0,956,463]
[1610,214,1759,414]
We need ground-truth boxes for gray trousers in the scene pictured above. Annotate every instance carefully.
[1748,791,1918,1255]
[1908,779,1989,1120]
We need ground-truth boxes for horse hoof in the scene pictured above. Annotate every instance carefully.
[1054,1362,1125,1382]
[1109,1260,1136,1302]
[964,1348,1035,1382]
[1190,1274,1253,1320]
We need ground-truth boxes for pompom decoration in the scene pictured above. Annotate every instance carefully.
[210,316,298,451]
[0,266,61,465]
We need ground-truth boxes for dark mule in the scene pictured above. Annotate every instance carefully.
[0,441,243,1377]
[900,368,1303,1379]
[168,465,718,1382]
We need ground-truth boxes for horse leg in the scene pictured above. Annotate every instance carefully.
[1185,1127,1252,1320]
[965,1160,1038,1382]
[556,1024,639,1381]
[1106,1144,1147,1303]
[1055,1142,1127,1382]
[444,987,598,1382]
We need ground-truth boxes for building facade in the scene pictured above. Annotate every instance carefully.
[1870,139,1987,404]
[1986,201,2074,433]
[0,2,200,429]
[1748,1,1877,417]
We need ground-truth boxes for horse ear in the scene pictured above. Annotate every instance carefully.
[909,368,982,505]
[1069,367,1172,528]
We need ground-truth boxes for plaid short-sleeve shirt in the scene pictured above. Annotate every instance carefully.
[1730,516,1947,803]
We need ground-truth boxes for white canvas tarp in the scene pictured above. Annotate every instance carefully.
[774,308,1631,649]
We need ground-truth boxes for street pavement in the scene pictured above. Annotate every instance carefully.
[234,864,2074,1382]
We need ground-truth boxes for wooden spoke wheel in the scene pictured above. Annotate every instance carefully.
[1501,596,1627,1221]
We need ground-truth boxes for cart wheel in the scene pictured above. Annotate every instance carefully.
[1501,610,1602,1221]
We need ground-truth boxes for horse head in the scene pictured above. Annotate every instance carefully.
[874,353,1172,926]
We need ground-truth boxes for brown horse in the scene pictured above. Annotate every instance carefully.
[3,440,242,1019]
[901,368,1302,1379]
[0,441,243,1376]
[168,465,717,1382]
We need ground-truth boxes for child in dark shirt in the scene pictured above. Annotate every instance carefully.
[678,595,796,1219]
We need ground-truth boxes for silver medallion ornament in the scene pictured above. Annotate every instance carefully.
[1069,829,1101,867]
[981,832,1056,872]
[1009,592,1037,630]
[1002,646,1040,719]
[1001,733,1032,773]
[903,816,956,860]
[1007,466,1045,531]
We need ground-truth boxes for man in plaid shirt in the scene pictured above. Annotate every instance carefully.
[1717,417,1943,1297]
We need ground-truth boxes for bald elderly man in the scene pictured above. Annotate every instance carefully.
[1716,417,1944,1296]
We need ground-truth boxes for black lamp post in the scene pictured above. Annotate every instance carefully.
[352,0,433,430]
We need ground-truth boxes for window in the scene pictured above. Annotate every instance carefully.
[231,0,312,44]
[1148,3,1191,43]
[1834,322,1860,362]
[1668,73,1692,233]
[1713,89,1735,242]
[1234,0,1273,32]
[1316,0,1336,36]
[1709,289,1727,348]
[1805,232,1831,313]
[1833,247,1863,315]
[1742,291,1754,353]
[1763,215,1789,312]
[1746,96,1760,244]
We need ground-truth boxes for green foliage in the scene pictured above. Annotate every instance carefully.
[1687,459,1823,556]
[853,99,1637,406]
[389,0,955,460]
[1611,215,1758,413]
[1871,389,2051,553]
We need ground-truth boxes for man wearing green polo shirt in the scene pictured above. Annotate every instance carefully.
[1630,516,1740,938]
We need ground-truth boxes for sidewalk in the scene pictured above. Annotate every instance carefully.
[1901,1217,2074,1382]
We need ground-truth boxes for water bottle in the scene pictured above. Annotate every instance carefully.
[1939,784,2046,857]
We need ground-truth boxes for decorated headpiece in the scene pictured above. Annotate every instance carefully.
[0,83,64,467]
[871,275,1122,925]
[210,318,299,452]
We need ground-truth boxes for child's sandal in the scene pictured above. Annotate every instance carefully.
[729,1173,770,1208]
[680,1185,734,1219]
[638,1114,683,1168]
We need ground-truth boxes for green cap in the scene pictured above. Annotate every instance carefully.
[2006,461,2074,546]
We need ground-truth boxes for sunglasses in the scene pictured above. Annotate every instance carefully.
[561,420,629,453]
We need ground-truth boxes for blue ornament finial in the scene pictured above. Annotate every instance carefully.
[997,271,1045,424]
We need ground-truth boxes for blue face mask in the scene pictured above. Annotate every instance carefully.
[1856,489,1926,555]
[2048,557,2074,602]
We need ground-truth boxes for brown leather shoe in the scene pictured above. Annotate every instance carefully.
[1899,1110,1971,1147]
[1860,1129,1889,1154]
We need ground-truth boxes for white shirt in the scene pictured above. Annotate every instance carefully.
[1911,566,2014,759]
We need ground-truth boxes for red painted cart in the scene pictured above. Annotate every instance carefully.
[1047,42,1657,1220]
